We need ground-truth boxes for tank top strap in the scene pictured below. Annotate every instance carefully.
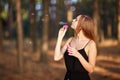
[83,40,91,48]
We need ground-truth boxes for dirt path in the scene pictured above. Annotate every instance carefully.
[0,41,120,80]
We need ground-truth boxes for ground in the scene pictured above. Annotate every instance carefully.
[0,40,120,80]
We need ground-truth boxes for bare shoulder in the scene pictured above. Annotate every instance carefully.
[89,40,96,47]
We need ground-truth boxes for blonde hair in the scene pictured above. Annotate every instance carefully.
[75,15,95,41]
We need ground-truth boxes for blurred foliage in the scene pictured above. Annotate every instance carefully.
[22,9,29,20]
[0,0,118,39]
[0,10,7,20]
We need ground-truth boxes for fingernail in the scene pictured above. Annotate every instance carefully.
[63,25,69,29]
[67,44,70,48]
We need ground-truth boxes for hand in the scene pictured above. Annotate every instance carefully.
[58,26,68,39]
[67,45,80,58]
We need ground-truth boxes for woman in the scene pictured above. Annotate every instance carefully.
[54,15,97,80]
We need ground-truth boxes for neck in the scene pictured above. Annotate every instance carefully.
[76,30,89,41]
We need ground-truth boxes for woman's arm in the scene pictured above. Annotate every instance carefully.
[77,41,97,73]
[54,27,66,61]
[54,26,71,61]
[68,40,97,73]
[54,37,73,61]
[54,37,63,61]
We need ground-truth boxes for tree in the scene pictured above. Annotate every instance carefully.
[7,0,14,39]
[16,0,24,73]
[29,0,37,52]
[93,0,101,43]
[40,0,50,62]
[56,0,61,31]
[65,0,73,24]
[116,0,120,42]
[0,4,3,52]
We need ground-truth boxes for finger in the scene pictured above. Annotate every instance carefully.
[60,27,67,32]
[60,27,64,31]
[68,50,72,54]
[68,53,73,56]
[67,49,72,53]
[63,28,67,32]
[67,48,72,52]
[63,25,69,29]
[68,47,73,51]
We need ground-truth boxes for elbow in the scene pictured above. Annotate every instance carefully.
[54,58,58,61]
[54,57,60,61]
[88,67,94,74]
[54,51,62,61]
[89,69,94,74]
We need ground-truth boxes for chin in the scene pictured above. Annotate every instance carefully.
[71,25,74,28]
[71,25,75,30]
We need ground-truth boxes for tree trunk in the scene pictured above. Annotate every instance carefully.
[40,0,50,62]
[16,0,24,73]
[29,0,37,52]
[116,0,120,42]
[54,0,61,38]
[55,0,65,37]
[0,4,3,52]
[0,18,3,52]
[93,0,100,43]
[7,0,14,40]
[65,0,72,24]
[56,0,60,28]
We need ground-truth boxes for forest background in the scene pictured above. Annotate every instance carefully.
[0,0,120,80]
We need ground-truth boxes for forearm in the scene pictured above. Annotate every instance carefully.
[77,53,94,73]
[54,38,63,61]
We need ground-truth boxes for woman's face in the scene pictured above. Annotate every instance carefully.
[71,15,81,30]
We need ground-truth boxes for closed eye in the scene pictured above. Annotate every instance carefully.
[73,18,77,21]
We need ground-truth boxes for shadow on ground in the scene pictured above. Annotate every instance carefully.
[0,40,120,80]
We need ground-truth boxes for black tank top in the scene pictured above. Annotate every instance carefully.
[64,40,90,73]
